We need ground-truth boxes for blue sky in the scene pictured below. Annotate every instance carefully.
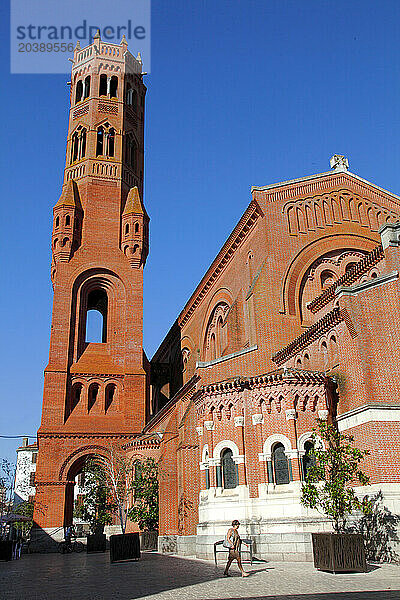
[1,0,400,462]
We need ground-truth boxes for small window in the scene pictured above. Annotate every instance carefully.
[88,383,99,412]
[31,453,37,464]
[134,222,139,233]
[302,441,315,480]
[29,472,36,486]
[221,448,238,489]
[107,128,115,157]
[83,76,90,99]
[272,443,290,485]
[110,76,118,98]
[96,127,104,156]
[99,74,107,96]
[55,216,60,227]
[125,223,129,235]
[75,80,83,104]
[105,383,116,413]
[81,129,87,158]
[132,90,138,112]
[65,215,71,227]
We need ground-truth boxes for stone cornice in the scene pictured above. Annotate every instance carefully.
[178,199,263,327]
[272,308,343,365]
[308,244,384,313]
[252,170,400,210]
[336,270,398,298]
[196,345,257,368]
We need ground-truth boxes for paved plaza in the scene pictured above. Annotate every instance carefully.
[0,551,399,600]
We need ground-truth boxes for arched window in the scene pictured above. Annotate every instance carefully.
[125,223,129,235]
[71,132,79,163]
[71,382,83,412]
[302,440,315,480]
[110,76,118,98]
[126,85,133,105]
[106,128,115,157]
[303,353,310,369]
[85,289,108,343]
[105,383,116,413]
[99,74,107,96]
[88,383,99,412]
[65,215,71,227]
[272,443,290,485]
[204,302,230,361]
[134,222,139,233]
[55,216,60,228]
[83,76,90,99]
[96,127,104,156]
[75,80,83,104]
[80,128,87,158]
[221,448,238,489]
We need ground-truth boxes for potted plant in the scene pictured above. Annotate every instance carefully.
[128,458,159,550]
[301,419,372,572]
[87,447,140,562]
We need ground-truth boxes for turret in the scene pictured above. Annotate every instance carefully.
[121,186,149,267]
[52,180,82,267]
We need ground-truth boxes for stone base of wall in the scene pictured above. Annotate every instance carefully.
[29,526,65,553]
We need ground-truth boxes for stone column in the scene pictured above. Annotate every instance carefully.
[234,415,246,485]
[204,420,216,486]
[285,408,300,481]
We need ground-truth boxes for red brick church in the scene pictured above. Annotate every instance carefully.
[33,36,400,559]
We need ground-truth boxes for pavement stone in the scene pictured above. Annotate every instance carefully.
[0,551,399,600]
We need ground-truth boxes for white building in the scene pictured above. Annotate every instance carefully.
[14,438,38,505]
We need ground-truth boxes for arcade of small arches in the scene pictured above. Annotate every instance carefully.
[74,73,141,111]
[66,380,119,418]
[200,432,321,491]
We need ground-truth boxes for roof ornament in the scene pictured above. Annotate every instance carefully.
[330,154,349,171]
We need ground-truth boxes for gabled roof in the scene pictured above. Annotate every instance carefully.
[251,166,400,204]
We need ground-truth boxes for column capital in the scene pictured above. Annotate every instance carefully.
[285,408,297,421]
[318,409,329,421]
[204,420,215,431]
[234,416,244,427]
[196,426,203,436]
[252,413,264,425]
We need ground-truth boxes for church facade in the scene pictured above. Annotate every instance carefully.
[34,37,400,559]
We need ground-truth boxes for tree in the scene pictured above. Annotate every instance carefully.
[301,419,372,533]
[74,460,114,534]
[82,446,134,534]
[0,459,16,519]
[13,500,34,536]
[128,458,158,531]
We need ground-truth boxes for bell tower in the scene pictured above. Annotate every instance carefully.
[33,34,149,539]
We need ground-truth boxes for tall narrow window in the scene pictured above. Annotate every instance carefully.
[65,215,71,226]
[134,222,139,233]
[85,289,108,343]
[272,443,290,485]
[125,223,129,235]
[105,383,116,413]
[126,85,133,105]
[71,132,79,162]
[71,383,83,412]
[75,80,83,104]
[110,76,118,98]
[83,76,91,99]
[80,128,87,158]
[221,448,238,489]
[55,216,60,227]
[302,441,315,480]
[106,128,115,157]
[99,74,107,96]
[88,383,99,412]
[96,127,104,156]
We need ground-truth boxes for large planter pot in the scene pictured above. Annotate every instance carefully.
[87,534,107,553]
[110,532,140,563]
[0,540,13,561]
[312,533,367,573]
